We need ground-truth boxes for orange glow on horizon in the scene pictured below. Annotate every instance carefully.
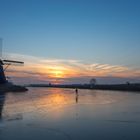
[4,54,140,85]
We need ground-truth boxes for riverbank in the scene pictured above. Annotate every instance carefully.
[0,83,28,93]
[28,83,140,92]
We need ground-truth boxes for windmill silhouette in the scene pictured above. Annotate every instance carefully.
[0,39,24,84]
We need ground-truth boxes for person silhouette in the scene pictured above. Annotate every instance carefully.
[75,88,78,93]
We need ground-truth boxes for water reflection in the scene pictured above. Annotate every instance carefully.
[0,92,5,119]
[2,88,126,117]
[75,92,79,104]
[1,88,140,140]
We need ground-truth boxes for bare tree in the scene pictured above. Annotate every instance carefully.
[90,78,96,88]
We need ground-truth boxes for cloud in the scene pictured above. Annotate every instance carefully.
[3,52,140,84]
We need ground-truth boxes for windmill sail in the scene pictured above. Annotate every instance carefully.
[0,39,24,84]
[3,60,24,64]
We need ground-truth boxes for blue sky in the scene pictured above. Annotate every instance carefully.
[0,0,140,84]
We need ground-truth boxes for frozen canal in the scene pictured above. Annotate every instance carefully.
[0,88,140,140]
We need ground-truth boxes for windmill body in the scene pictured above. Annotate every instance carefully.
[0,60,7,84]
[0,58,27,94]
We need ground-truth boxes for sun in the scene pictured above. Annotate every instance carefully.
[45,66,75,79]
[51,70,64,78]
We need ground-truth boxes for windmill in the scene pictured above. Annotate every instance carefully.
[0,39,24,84]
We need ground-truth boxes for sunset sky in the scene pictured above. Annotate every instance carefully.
[0,0,140,84]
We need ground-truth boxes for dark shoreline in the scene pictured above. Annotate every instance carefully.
[28,83,140,92]
[0,84,28,93]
